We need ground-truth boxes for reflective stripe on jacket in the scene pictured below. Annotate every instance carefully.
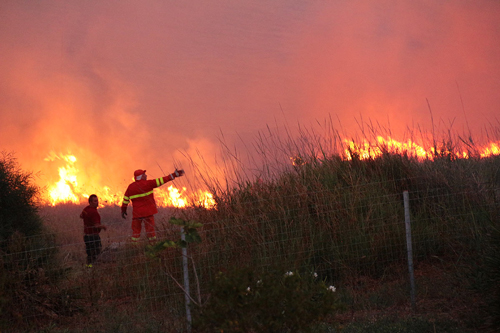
[121,175,174,219]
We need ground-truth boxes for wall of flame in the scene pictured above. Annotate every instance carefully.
[42,152,215,208]
[41,136,500,208]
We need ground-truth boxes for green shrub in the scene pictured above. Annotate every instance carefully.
[0,153,67,329]
[0,152,44,242]
[194,266,341,332]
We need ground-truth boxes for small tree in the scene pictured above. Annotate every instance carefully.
[0,153,64,329]
[0,152,43,242]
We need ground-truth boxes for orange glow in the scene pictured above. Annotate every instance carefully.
[44,153,81,205]
[480,142,500,158]
[41,152,215,209]
[154,185,187,208]
[343,136,500,161]
[39,138,500,208]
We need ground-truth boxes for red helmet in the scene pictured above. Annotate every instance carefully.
[134,169,146,180]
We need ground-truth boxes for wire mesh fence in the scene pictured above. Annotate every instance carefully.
[1,175,499,331]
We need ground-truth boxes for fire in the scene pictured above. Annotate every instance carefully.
[153,186,215,208]
[42,152,215,209]
[343,136,434,160]
[480,142,500,158]
[155,186,187,208]
[343,136,500,161]
[44,153,81,205]
[41,137,499,208]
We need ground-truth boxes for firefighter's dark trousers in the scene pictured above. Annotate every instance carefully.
[84,234,102,265]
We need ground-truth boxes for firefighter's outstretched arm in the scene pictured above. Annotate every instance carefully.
[155,169,185,188]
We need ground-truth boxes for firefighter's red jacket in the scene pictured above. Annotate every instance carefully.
[121,175,175,219]
[80,206,102,235]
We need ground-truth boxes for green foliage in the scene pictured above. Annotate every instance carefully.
[0,153,66,329]
[194,267,341,332]
[0,152,43,242]
[145,217,202,258]
[170,217,203,245]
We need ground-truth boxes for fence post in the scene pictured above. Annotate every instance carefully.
[182,227,192,332]
[403,190,417,312]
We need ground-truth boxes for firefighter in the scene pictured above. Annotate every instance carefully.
[80,194,107,267]
[121,168,185,242]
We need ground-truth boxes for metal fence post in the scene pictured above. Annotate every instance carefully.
[182,227,192,332]
[403,190,417,311]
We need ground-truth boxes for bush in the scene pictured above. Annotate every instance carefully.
[0,153,67,329]
[0,152,43,242]
[194,266,341,332]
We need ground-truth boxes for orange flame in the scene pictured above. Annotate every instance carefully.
[42,152,215,208]
[41,138,500,208]
[44,153,81,205]
[480,142,500,158]
[343,136,500,161]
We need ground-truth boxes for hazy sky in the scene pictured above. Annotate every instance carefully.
[1,1,500,194]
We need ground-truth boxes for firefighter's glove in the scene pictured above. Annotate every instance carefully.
[173,169,185,178]
[121,211,127,219]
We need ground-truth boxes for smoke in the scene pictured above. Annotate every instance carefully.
[1,0,500,192]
